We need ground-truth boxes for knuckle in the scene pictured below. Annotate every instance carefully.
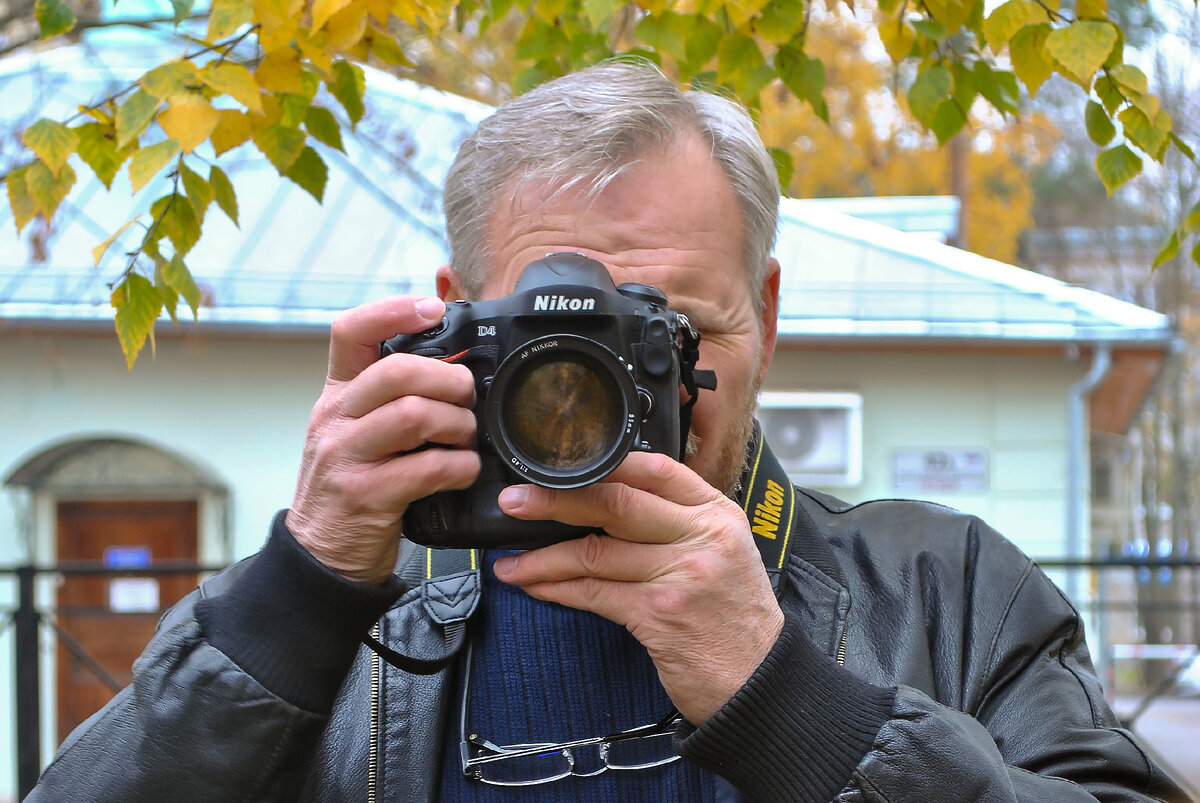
[576,533,608,574]
[646,585,689,618]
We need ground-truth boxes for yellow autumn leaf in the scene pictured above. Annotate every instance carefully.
[255,48,305,94]
[201,63,264,115]
[325,0,368,51]
[158,94,221,153]
[312,0,352,30]
[211,109,254,155]
[92,217,139,266]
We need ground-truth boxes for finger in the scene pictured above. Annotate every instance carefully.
[372,447,482,509]
[344,397,477,459]
[339,354,475,419]
[603,451,723,507]
[497,481,696,544]
[494,534,669,585]
[327,296,446,383]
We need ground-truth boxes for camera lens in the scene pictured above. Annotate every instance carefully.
[486,335,639,488]
[502,356,623,471]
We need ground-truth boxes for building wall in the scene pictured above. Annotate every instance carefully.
[764,347,1089,559]
[0,330,328,796]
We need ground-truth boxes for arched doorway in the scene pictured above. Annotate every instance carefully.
[4,436,228,741]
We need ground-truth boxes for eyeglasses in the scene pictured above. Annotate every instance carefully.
[459,644,684,786]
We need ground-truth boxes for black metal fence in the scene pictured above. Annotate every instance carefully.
[0,557,1198,801]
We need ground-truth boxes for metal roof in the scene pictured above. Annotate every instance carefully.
[0,31,1172,349]
[775,200,1172,347]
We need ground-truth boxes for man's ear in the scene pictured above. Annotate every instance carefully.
[436,265,468,302]
[757,257,781,383]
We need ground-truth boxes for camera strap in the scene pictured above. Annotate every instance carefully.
[737,426,797,589]
[363,547,481,675]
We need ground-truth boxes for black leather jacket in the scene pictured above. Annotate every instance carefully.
[29,436,1188,802]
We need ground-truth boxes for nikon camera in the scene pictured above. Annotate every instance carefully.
[380,252,716,550]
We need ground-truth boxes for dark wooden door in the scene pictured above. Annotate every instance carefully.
[55,499,198,741]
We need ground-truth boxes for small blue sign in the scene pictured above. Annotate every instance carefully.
[103,545,152,569]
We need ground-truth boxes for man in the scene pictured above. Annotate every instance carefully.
[30,61,1187,802]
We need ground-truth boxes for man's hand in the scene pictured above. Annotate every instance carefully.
[287,296,481,585]
[492,452,784,724]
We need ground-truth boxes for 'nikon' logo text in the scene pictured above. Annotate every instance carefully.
[751,479,786,540]
[533,294,596,311]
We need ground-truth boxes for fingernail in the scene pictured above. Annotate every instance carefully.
[494,555,517,579]
[498,485,529,509]
[415,297,445,320]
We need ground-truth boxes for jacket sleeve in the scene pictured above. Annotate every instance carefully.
[678,547,1188,802]
[27,512,405,802]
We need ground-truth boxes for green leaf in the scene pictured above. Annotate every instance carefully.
[111,273,163,369]
[950,61,977,110]
[908,64,952,127]
[128,139,181,193]
[163,253,202,319]
[304,105,345,152]
[284,146,329,203]
[972,62,1019,116]
[169,0,195,23]
[209,165,239,226]
[1184,201,1200,234]
[1108,62,1147,95]
[931,99,968,144]
[22,119,78,177]
[1084,100,1115,146]
[1152,229,1179,268]
[252,123,307,175]
[1095,143,1141,195]
[1093,73,1123,115]
[34,0,75,38]
[717,34,773,100]
[150,192,201,257]
[1118,106,1171,160]
[983,0,1031,48]
[769,146,794,193]
[912,19,948,40]
[1009,23,1052,95]
[1170,133,1196,163]
[280,93,312,128]
[142,61,197,100]
[756,0,806,45]
[776,43,828,121]
[24,160,75,220]
[1044,21,1117,86]
[582,0,620,28]
[178,160,213,221]
[635,12,689,64]
[329,61,365,126]
[74,123,129,189]
[1192,241,1200,270]
[6,168,37,233]
[115,91,161,149]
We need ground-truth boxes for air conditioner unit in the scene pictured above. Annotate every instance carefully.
[756,392,863,486]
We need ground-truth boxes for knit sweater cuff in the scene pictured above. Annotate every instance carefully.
[195,511,407,714]
[677,613,896,801]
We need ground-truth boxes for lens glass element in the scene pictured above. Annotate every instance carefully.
[502,356,623,471]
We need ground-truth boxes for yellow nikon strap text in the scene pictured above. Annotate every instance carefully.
[740,430,796,576]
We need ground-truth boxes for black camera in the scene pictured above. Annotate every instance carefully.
[381,252,717,549]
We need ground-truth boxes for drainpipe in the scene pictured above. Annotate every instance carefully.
[1066,343,1111,604]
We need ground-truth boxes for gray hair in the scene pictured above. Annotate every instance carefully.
[442,60,780,306]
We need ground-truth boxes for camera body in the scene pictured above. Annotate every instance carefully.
[380,252,714,550]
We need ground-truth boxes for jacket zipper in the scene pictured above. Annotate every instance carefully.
[835,625,848,665]
[368,622,381,803]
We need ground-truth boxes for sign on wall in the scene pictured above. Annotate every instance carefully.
[893,449,989,492]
